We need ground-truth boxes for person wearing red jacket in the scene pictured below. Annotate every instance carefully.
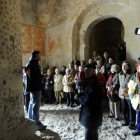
[96,65,106,94]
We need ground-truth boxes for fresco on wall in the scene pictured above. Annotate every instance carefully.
[21,23,45,56]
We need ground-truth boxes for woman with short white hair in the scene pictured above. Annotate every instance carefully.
[106,64,120,120]
[62,68,74,107]
[53,68,63,104]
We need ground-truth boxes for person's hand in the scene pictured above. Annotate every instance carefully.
[46,82,48,85]
[50,81,52,83]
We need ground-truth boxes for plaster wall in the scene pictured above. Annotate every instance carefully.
[21,23,46,68]
[35,0,140,69]
[20,0,140,69]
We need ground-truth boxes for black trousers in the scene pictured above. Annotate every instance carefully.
[45,90,53,104]
[24,93,30,111]
[65,92,74,105]
[85,126,98,140]
[121,99,136,126]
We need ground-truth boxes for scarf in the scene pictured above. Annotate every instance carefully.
[78,71,84,80]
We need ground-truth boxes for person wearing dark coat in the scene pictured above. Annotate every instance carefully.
[60,66,66,76]
[26,51,46,130]
[118,43,126,62]
[103,52,109,68]
[71,55,80,66]
[106,57,114,72]
[75,64,102,140]
[44,69,54,104]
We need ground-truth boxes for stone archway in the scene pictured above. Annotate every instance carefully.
[72,1,138,67]
[84,17,124,66]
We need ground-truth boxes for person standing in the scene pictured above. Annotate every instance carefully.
[44,69,54,104]
[62,68,74,107]
[103,51,109,68]
[95,65,106,95]
[128,62,140,136]
[92,50,102,63]
[54,68,63,104]
[106,64,120,120]
[71,55,81,66]
[75,64,102,140]
[26,51,46,130]
[119,61,136,129]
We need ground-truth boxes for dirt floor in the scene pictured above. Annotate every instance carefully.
[26,99,139,140]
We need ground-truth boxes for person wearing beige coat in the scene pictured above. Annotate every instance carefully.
[62,68,74,107]
[54,68,63,104]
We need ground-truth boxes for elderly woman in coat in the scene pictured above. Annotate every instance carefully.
[62,68,74,107]
[45,69,54,104]
[106,64,120,120]
[128,62,140,136]
[53,68,63,105]
[119,61,136,130]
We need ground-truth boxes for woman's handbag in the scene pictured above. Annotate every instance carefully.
[107,90,120,102]
[112,90,120,102]
[120,88,129,97]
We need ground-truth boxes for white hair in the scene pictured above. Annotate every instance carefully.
[66,68,70,73]
[55,68,60,73]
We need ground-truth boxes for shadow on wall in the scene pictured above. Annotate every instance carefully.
[27,129,61,140]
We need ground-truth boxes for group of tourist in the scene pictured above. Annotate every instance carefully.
[23,47,140,139]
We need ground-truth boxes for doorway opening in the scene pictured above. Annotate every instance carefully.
[87,18,124,66]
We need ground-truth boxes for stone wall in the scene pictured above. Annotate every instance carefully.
[0,0,24,135]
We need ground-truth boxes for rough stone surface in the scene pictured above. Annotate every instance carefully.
[0,0,24,134]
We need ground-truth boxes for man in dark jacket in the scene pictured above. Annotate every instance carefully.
[71,55,80,66]
[76,64,102,140]
[26,51,46,130]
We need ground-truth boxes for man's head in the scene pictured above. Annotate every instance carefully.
[69,63,74,69]
[73,55,77,60]
[61,66,66,72]
[103,52,108,58]
[89,58,93,64]
[84,64,96,78]
[31,51,41,61]
[93,51,97,57]
[74,65,79,71]
[109,57,114,64]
